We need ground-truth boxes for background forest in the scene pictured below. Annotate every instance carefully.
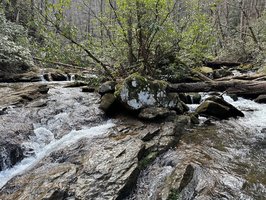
[0,0,266,79]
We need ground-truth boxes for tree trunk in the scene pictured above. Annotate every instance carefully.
[168,80,266,97]
[204,61,241,69]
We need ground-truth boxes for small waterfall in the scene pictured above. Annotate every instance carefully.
[0,121,115,189]
[39,74,47,82]
[70,74,75,81]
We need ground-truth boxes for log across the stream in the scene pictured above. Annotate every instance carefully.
[168,80,266,97]
[204,61,241,69]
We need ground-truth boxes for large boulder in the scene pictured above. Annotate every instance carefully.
[196,96,244,119]
[115,74,187,114]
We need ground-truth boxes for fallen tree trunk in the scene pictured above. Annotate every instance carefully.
[204,61,241,69]
[33,57,86,70]
[168,80,266,97]
[215,73,266,81]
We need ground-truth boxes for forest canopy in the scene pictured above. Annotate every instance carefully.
[0,0,265,78]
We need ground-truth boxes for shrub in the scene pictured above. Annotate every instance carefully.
[0,13,33,73]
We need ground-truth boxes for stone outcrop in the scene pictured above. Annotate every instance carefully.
[0,84,49,106]
[0,71,42,83]
[196,96,244,119]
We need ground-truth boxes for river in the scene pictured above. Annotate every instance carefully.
[0,82,265,199]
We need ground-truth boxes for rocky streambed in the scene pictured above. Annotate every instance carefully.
[0,79,265,200]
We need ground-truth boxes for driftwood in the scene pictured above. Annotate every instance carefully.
[204,61,241,69]
[168,80,266,97]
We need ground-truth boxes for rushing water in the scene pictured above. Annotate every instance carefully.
[129,95,266,200]
[1,81,265,199]
[0,121,114,189]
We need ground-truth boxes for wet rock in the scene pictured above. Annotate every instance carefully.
[43,73,50,81]
[179,93,191,104]
[0,143,24,171]
[190,93,201,104]
[179,93,201,104]
[65,81,87,88]
[228,93,238,101]
[99,93,117,113]
[115,74,186,114]
[0,71,42,83]
[178,164,195,192]
[98,81,116,95]
[50,73,68,81]
[0,107,8,115]
[196,96,244,119]
[138,107,172,120]
[81,86,95,93]
[0,136,145,200]
[0,84,49,106]
[0,120,34,171]
[189,113,200,124]
[255,94,266,104]
[26,99,47,108]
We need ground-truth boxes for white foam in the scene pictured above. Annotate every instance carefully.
[0,121,115,189]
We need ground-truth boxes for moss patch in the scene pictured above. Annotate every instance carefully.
[167,189,180,200]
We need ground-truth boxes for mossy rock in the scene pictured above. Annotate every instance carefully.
[195,67,213,74]
[115,73,186,113]
[99,93,116,112]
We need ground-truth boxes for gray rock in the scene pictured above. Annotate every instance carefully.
[50,73,68,81]
[138,107,171,120]
[99,93,116,112]
[81,86,95,93]
[99,81,116,95]
[0,72,42,83]
[196,96,244,119]
[191,93,201,104]
[255,94,266,104]
[0,143,24,171]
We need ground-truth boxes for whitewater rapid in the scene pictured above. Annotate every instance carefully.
[0,121,115,189]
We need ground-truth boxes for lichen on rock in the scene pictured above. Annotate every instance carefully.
[115,73,186,113]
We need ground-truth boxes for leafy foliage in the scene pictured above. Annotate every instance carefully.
[0,13,32,72]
